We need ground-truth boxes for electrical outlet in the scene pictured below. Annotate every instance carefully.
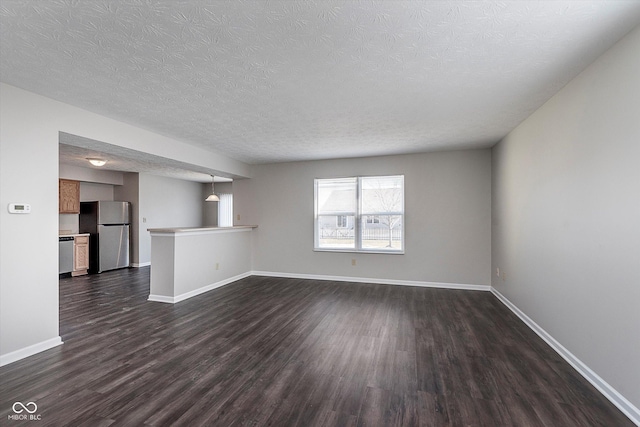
[351,259,356,266]
[496,267,500,277]
[143,217,147,223]
[216,262,220,270]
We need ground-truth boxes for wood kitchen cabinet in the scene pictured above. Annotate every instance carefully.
[72,235,89,276]
[59,179,80,214]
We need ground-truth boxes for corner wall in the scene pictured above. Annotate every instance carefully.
[0,83,250,364]
[492,26,640,413]
[138,174,204,265]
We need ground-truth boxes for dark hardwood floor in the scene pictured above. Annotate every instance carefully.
[0,268,632,426]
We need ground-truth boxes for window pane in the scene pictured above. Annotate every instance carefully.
[361,176,403,214]
[317,178,356,215]
[360,176,403,251]
[315,178,357,249]
[361,215,403,250]
[317,215,355,249]
[218,193,233,227]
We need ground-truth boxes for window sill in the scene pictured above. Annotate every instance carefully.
[314,248,405,255]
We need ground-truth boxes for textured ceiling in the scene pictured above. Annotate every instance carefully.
[2,1,640,165]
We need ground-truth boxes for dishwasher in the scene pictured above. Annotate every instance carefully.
[59,236,74,274]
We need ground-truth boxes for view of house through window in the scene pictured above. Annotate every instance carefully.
[314,175,404,252]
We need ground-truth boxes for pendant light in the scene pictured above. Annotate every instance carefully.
[205,175,220,202]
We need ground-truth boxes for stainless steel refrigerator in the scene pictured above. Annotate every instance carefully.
[80,201,131,273]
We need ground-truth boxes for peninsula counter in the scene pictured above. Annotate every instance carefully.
[147,226,257,303]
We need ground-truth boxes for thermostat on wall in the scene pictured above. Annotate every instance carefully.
[8,203,31,214]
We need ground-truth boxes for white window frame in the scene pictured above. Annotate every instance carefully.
[314,175,404,254]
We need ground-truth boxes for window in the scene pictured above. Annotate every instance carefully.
[314,175,404,253]
[218,193,233,227]
[366,215,380,224]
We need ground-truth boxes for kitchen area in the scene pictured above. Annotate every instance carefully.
[57,160,249,309]
[58,177,131,278]
[58,153,229,280]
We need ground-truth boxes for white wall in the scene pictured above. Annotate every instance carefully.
[0,83,250,362]
[138,174,204,265]
[58,214,79,235]
[234,150,492,286]
[1,86,61,361]
[492,25,640,413]
[175,229,252,296]
[80,182,114,202]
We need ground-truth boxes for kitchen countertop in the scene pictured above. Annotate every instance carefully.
[147,225,257,234]
[59,232,90,237]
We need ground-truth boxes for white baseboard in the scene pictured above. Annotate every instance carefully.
[148,271,253,304]
[0,336,63,367]
[147,271,489,303]
[147,294,175,303]
[251,271,491,292]
[131,262,151,268]
[491,287,640,426]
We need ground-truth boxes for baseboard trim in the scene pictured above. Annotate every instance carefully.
[491,287,640,426]
[148,271,253,304]
[0,336,63,367]
[131,262,151,268]
[147,294,175,303]
[251,271,491,292]
[147,271,488,303]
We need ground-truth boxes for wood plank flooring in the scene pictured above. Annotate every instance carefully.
[0,267,633,426]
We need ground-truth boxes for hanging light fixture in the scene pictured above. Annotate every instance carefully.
[205,175,220,202]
